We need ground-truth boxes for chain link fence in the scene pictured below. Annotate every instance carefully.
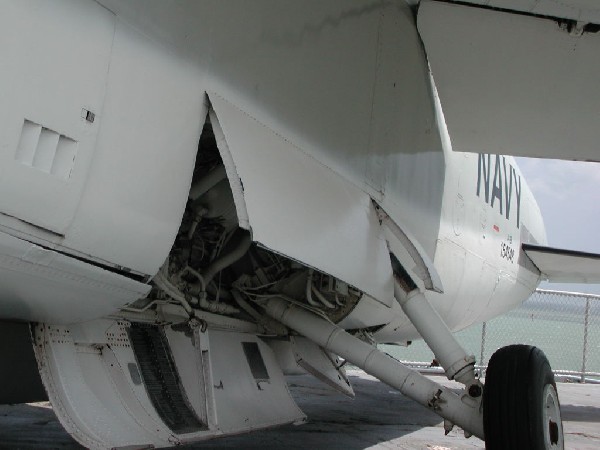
[381,289,600,383]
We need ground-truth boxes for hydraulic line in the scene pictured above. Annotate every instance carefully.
[153,271,194,315]
[311,285,336,309]
[153,269,239,315]
[189,165,227,201]
[202,230,252,285]
[305,269,336,309]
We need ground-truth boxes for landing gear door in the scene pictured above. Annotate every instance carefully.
[208,93,394,305]
[376,203,444,294]
[291,336,354,398]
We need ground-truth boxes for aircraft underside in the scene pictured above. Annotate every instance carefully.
[4,0,600,448]
[0,115,556,449]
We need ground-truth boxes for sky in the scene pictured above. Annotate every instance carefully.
[516,157,600,295]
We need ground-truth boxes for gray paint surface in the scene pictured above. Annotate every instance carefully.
[0,370,597,449]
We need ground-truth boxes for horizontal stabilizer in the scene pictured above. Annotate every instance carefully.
[523,244,600,284]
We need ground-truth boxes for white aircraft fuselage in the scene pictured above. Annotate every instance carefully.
[0,1,560,448]
[0,0,544,334]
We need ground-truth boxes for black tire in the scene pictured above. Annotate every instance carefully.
[483,345,564,450]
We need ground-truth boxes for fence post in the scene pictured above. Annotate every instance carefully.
[479,322,487,377]
[581,298,590,383]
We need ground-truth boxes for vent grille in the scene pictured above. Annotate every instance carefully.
[128,323,205,434]
[15,120,78,180]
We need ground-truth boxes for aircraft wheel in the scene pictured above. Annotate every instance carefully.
[483,345,563,450]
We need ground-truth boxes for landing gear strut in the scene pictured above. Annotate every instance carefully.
[264,297,485,438]
[265,268,564,449]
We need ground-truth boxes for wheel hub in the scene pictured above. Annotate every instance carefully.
[542,384,563,449]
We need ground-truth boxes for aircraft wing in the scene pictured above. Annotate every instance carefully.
[523,243,600,283]
[417,0,600,162]
[412,0,600,23]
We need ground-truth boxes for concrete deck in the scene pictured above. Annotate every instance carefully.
[0,369,598,449]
